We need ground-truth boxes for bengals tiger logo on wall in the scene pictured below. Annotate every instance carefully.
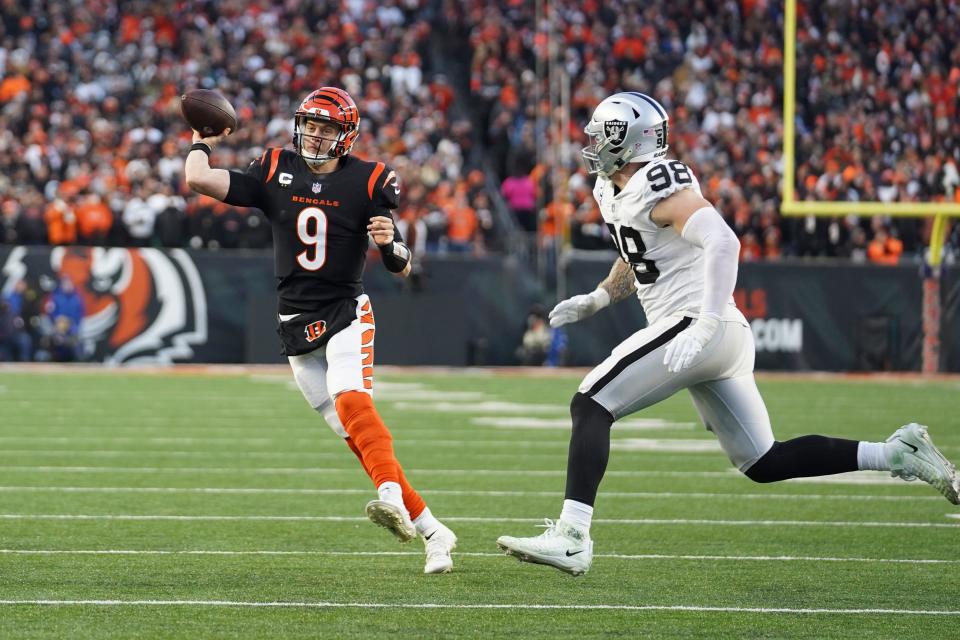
[1,246,208,364]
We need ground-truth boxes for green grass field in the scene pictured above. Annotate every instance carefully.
[0,366,958,639]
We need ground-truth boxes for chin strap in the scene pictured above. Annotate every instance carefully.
[304,155,334,168]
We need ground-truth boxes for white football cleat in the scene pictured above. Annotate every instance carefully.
[365,500,417,542]
[887,423,960,505]
[496,518,593,576]
[422,523,457,574]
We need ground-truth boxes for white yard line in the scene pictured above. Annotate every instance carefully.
[389,401,566,413]
[0,450,345,460]
[0,466,916,487]
[0,485,943,502]
[471,417,696,430]
[0,514,954,527]
[0,465,703,476]
[610,439,722,452]
[0,440,617,451]
[376,390,489,401]
[0,437,280,446]
[0,600,956,615]
[1,549,957,565]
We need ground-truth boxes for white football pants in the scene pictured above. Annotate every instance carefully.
[287,294,376,439]
[579,311,774,471]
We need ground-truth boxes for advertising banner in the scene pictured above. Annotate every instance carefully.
[562,254,924,371]
[1,245,938,370]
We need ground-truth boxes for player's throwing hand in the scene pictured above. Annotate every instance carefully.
[191,128,232,148]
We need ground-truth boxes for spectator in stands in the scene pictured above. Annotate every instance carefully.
[739,230,762,262]
[75,191,114,246]
[2,280,34,362]
[44,195,76,246]
[150,182,188,247]
[36,277,85,362]
[122,184,157,247]
[515,304,552,366]
[40,315,82,363]
[500,161,537,234]
[762,226,782,260]
[472,192,498,254]
[847,226,869,264]
[45,277,84,340]
[867,225,904,266]
[0,299,17,362]
[445,192,479,253]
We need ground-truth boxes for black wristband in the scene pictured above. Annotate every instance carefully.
[189,142,212,156]
[379,241,411,273]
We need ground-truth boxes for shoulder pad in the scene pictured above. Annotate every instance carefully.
[367,162,400,208]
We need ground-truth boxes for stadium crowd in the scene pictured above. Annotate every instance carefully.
[460,0,960,262]
[0,0,958,262]
[0,0,495,254]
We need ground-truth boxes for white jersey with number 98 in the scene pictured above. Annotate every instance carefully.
[592,158,718,324]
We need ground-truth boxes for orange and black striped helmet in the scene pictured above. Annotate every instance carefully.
[293,87,361,163]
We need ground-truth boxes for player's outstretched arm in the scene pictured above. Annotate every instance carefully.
[548,259,633,328]
[185,129,232,201]
[599,258,636,304]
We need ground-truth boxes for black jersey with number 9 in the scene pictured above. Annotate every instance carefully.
[224,149,403,314]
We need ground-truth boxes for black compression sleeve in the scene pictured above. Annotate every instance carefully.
[379,241,411,273]
[224,170,268,209]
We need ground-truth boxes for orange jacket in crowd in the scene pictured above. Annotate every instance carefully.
[0,74,30,102]
[44,200,77,245]
[867,234,903,265]
[74,197,114,239]
[446,203,478,245]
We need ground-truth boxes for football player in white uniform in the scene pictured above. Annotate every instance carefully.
[496,92,960,576]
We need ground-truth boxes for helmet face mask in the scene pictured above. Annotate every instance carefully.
[295,117,346,166]
[580,92,670,177]
[293,87,360,168]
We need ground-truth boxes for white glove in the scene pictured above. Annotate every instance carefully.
[663,313,722,373]
[548,288,611,328]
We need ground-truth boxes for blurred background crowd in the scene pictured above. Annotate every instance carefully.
[0,0,958,264]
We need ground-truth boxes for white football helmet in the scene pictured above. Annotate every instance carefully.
[581,92,670,177]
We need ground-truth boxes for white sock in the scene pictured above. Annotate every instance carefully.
[413,507,441,537]
[857,441,891,471]
[559,499,593,531]
[377,481,404,507]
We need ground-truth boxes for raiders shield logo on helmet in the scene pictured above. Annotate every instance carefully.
[1,246,208,365]
[604,120,628,145]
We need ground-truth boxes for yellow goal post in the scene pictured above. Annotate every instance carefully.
[781,0,960,268]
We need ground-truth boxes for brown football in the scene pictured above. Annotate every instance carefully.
[180,89,238,136]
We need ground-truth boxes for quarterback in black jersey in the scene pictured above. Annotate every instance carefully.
[185,86,457,574]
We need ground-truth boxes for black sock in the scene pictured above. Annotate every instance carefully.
[745,435,860,483]
[564,392,615,506]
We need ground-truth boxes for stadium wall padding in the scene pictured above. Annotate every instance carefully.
[0,245,944,370]
[562,253,925,371]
